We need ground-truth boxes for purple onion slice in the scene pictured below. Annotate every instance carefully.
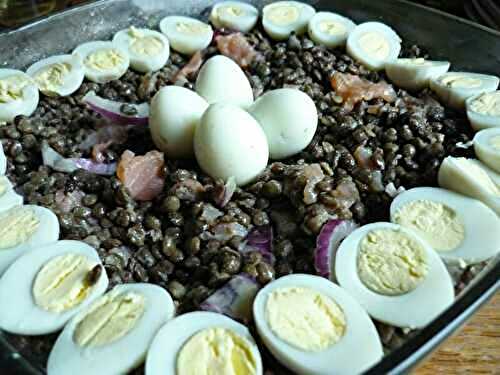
[242,225,275,265]
[199,274,259,322]
[82,91,149,126]
[314,219,358,280]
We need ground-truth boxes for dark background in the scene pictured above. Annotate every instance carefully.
[0,0,499,30]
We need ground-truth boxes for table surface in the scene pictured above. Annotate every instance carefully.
[415,292,500,374]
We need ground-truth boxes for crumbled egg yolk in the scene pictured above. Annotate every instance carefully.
[73,292,145,347]
[265,287,346,352]
[490,135,500,150]
[359,32,390,60]
[266,4,300,25]
[357,229,429,296]
[218,5,245,18]
[470,92,500,116]
[393,200,465,252]
[441,75,482,88]
[176,21,211,35]
[33,253,97,313]
[127,27,164,57]
[177,327,257,375]
[84,49,125,71]
[33,62,72,93]
[318,20,347,36]
[0,75,30,103]
[0,206,39,249]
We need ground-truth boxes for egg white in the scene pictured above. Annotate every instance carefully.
[474,128,500,173]
[0,175,23,213]
[253,274,383,375]
[346,22,401,71]
[48,283,175,375]
[0,240,108,335]
[307,11,356,48]
[210,1,259,32]
[466,91,500,131]
[0,69,39,123]
[391,187,500,263]
[195,55,254,109]
[150,86,208,159]
[26,54,85,97]
[248,88,318,159]
[430,72,499,109]
[0,205,59,275]
[159,16,213,55]
[335,222,454,329]
[73,41,130,83]
[146,311,263,375]
[0,143,6,175]
[194,103,269,186]
[385,58,450,91]
[113,27,170,73]
[262,1,316,41]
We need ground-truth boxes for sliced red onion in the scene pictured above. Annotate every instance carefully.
[314,219,358,280]
[212,222,249,242]
[83,91,149,126]
[55,189,84,213]
[199,274,259,322]
[199,203,223,223]
[214,176,237,208]
[41,141,116,176]
[241,225,275,265]
[385,182,406,198]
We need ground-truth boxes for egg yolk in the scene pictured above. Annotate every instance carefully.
[471,92,500,116]
[33,62,72,93]
[393,200,465,252]
[218,5,245,18]
[359,32,390,60]
[266,5,300,26]
[490,135,500,151]
[33,253,97,313]
[441,75,482,89]
[84,49,125,71]
[177,327,257,375]
[73,292,145,347]
[176,21,211,35]
[318,20,347,36]
[0,206,39,249]
[357,228,428,296]
[0,75,30,103]
[127,27,164,57]
[265,286,346,352]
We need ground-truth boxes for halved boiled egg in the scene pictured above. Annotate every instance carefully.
[391,187,500,263]
[474,128,500,173]
[307,11,356,48]
[346,22,401,71]
[336,222,454,329]
[466,91,500,131]
[0,240,108,335]
[0,69,39,123]
[48,283,175,375]
[159,16,213,55]
[0,175,23,213]
[0,143,5,175]
[438,156,499,215]
[262,1,316,41]
[26,54,85,97]
[253,274,382,374]
[385,58,450,91]
[146,311,263,375]
[113,27,170,73]
[0,205,59,275]
[73,41,130,83]
[195,55,254,109]
[210,1,259,32]
[430,72,499,109]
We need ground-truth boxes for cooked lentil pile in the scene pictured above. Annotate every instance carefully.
[1,27,487,373]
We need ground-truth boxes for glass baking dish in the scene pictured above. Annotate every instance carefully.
[0,0,499,373]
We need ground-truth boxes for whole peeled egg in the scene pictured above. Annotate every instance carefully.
[150,86,209,158]
[195,55,254,109]
[194,103,269,186]
[249,88,318,159]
